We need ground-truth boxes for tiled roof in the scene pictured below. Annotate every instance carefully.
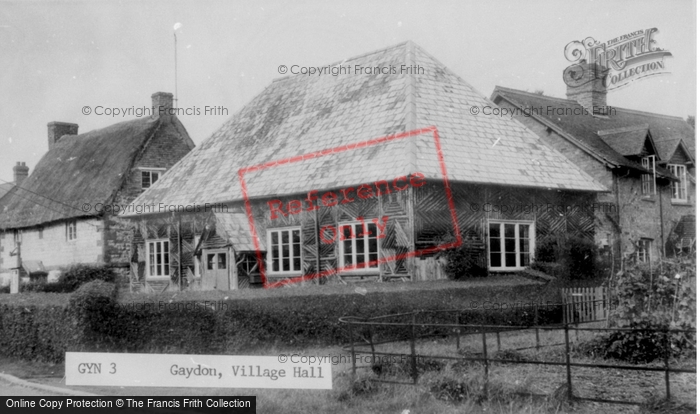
[597,125,650,156]
[126,42,606,215]
[214,211,259,251]
[492,87,696,167]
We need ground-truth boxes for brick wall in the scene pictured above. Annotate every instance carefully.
[498,98,696,264]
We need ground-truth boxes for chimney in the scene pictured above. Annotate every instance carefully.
[151,92,174,118]
[13,162,28,187]
[47,122,79,150]
[565,62,609,115]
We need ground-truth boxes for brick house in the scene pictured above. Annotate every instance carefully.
[0,92,194,283]
[123,42,606,292]
[491,64,696,268]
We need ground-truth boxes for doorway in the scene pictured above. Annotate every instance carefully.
[203,249,230,290]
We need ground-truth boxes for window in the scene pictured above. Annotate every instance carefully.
[488,221,534,270]
[669,164,688,202]
[641,155,656,196]
[637,238,652,263]
[14,230,22,245]
[65,221,77,241]
[206,252,227,270]
[193,236,201,279]
[141,170,161,189]
[38,227,43,240]
[147,239,170,277]
[267,228,301,275]
[339,221,379,271]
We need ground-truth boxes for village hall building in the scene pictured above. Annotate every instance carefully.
[124,41,606,292]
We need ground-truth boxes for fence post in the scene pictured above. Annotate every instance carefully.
[496,330,501,352]
[564,324,573,401]
[535,327,540,351]
[481,329,489,400]
[664,328,671,400]
[349,319,356,377]
[410,312,418,384]
[368,319,377,369]
[454,312,460,350]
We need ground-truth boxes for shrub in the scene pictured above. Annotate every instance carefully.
[430,378,468,403]
[534,234,599,280]
[440,242,488,279]
[58,264,116,292]
[535,236,559,263]
[68,280,118,341]
[0,282,562,362]
[575,321,694,363]
[578,257,697,364]
[566,236,598,279]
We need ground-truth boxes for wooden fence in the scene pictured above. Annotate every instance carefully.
[561,287,608,324]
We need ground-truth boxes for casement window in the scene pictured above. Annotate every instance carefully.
[14,230,22,245]
[141,170,162,190]
[65,221,77,241]
[339,221,379,271]
[488,221,534,270]
[637,238,652,263]
[641,155,656,196]
[267,228,301,275]
[147,239,170,277]
[669,164,688,202]
[38,226,43,240]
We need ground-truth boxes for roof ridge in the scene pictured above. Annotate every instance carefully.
[495,85,689,121]
[271,41,411,84]
[598,124,650,135]
[404,41,417,173]
[414,44,492,103]
[613,106,686,120]
[493,86,575,104]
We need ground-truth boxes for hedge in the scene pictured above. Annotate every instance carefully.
[0,281,562,362]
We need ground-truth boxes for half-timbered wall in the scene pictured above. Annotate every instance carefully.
[129,182,595,290]
[414,181,596,267]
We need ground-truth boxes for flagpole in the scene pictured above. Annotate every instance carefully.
[174,29,178,110]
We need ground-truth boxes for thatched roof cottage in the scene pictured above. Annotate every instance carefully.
[0,92,194,283]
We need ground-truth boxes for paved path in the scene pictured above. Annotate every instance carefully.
[0,374,96,396]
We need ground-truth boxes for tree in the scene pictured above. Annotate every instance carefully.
[687,115,695,129]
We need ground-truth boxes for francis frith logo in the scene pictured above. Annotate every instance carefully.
[563,28,672,91]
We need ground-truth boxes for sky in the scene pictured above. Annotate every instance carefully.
[0,0,696,183]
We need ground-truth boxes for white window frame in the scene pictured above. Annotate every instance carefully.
[146,239,170,278]
[338,221,380,273]
[641,155,656,196]
[488,220,535,271]
[266,228,302,276]
[65,221,77,241]
[193,236,201,279]
[669,164,688,202]
[637,238,653,263]
[140,168,165,190]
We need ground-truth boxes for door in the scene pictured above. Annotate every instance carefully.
[203,249,230,290]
